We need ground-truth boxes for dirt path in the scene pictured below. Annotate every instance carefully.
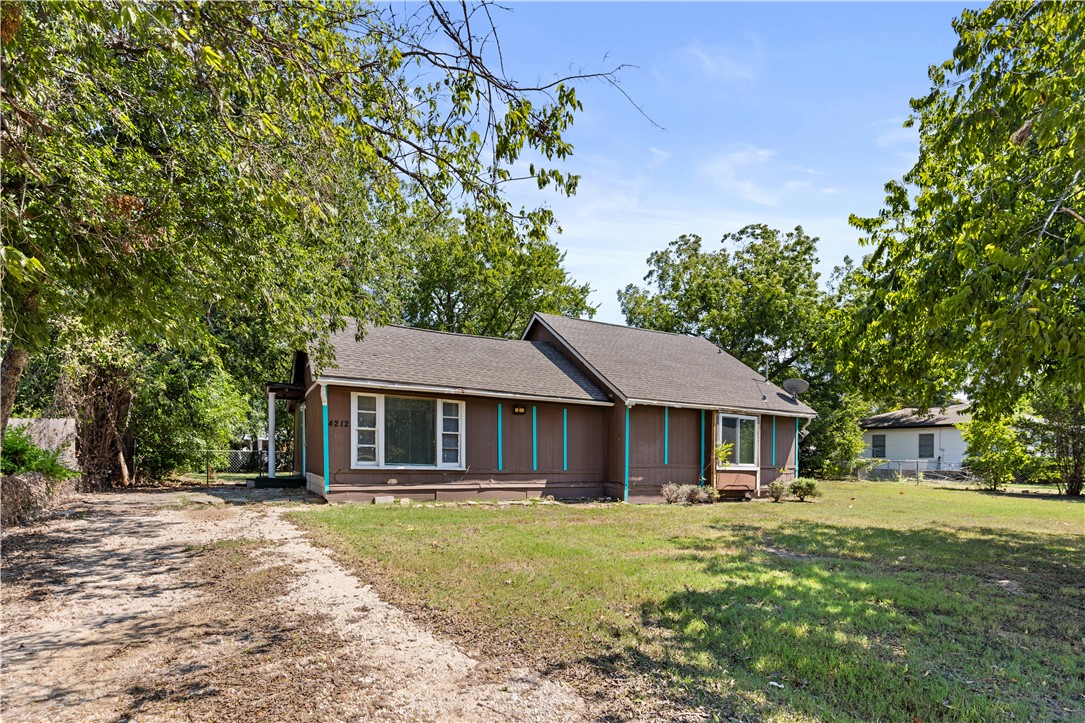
[1,488,587,722]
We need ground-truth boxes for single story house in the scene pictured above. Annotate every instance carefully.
[860,403,970,473]
[266,313,816,503]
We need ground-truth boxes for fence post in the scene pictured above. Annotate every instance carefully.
[205,450,210,486]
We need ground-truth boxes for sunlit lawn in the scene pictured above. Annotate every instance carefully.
[291,481,1084,721]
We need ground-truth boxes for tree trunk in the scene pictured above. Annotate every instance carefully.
[0,342,30,440]
[1,289,38,439]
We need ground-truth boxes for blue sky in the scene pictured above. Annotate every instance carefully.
[479,1,976,323]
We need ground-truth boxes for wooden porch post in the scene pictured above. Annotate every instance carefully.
[267,392,276,478]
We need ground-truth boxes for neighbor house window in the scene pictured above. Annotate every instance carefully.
[871,434,886,458]
[351,393,465,469]
[717,413,757,467]
[918,433,935,459]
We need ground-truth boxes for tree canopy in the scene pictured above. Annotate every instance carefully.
[398,209,595,338]
[846,1,1085,417]
[0,0,604,435]
[619,225,871,478]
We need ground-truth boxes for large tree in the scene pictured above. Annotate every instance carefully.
[618,225,871,478]
[399,209,594,338]
[847,1,1085,417]
[1,0,605,437]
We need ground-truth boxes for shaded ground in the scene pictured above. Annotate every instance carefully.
[1,487,586,722]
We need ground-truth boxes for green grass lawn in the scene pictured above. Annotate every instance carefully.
[291,481,1084,722]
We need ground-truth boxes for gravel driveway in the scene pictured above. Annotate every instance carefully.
[1,487,586,722]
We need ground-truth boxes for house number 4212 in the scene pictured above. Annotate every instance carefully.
[328,419,349,427]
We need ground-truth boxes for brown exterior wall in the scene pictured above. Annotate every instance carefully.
[304,378,807,503]
[310,384,612,502]
[625,406,708,503]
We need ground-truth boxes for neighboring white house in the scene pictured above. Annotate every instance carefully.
[860,404,970,473]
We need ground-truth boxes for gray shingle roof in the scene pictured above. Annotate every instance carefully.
[860,403,970,429]
[320,323,612,404]
[529,314,817,416]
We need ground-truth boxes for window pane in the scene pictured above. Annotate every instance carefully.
[718,416,738,462]
[739,418,756,465]
[442,448,459,464]
[918,433,934,458]
[384,397,436,465]
[357,429,375,446]
[357,445,376,463]
[442,432,459,448]
[443,417,459,433]
[443,401,459,417]
[872,435,886,457]
[357,395,376,412]
[358,411,377,429]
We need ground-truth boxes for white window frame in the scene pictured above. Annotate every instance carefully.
[716,413,759,469]
[350,392,466,470]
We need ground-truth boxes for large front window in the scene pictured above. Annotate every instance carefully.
[717,413,758,468]
[351,393,464,469]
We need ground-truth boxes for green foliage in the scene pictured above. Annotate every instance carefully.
[130,352,249,478]
[714,441,734,467]
[846,2,1085,416]
[399,209,595,338]
[1,0,593,418]
[789,477,821,502]
[618,226,870,477]
[0,425,77,479]
[767,479,789,502]
[1017,381,1085,495]
[961,417,1029,490]
[618,225,823,376]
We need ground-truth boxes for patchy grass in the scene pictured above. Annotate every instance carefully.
[291,481,1085,721]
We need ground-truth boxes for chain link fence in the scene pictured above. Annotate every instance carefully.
[135,447,295,481]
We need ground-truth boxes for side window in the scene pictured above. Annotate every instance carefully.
[871,434,886,458]
[439,401,462,467]
[355,394,378,465]
[918,433,935,458]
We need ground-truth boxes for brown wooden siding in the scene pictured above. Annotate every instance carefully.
[759,415,798,487]
[626,406,706,501]
[313,385,611,499]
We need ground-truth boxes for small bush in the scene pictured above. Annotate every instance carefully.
[1,426,78,479]
[767,480,789,502]
[790,477,821,502]
[662,483,717,505]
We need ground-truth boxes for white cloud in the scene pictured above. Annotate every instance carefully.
[821,187,842,195]
[701,145,780,206]
[683,40,757,83]
[648,147,672,167]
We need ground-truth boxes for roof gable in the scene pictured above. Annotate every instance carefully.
[525,313,816,416]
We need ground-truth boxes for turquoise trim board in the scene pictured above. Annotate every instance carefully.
[532,405,538,471]
[664,407,669,465]
[321,395,330,495]
[772,416,777,466]
[497,403,503,471]
[699,409,705,485]
[562,407,568,471]
[624,406,630,501]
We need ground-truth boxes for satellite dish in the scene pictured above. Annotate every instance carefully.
[783,378,809,398]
